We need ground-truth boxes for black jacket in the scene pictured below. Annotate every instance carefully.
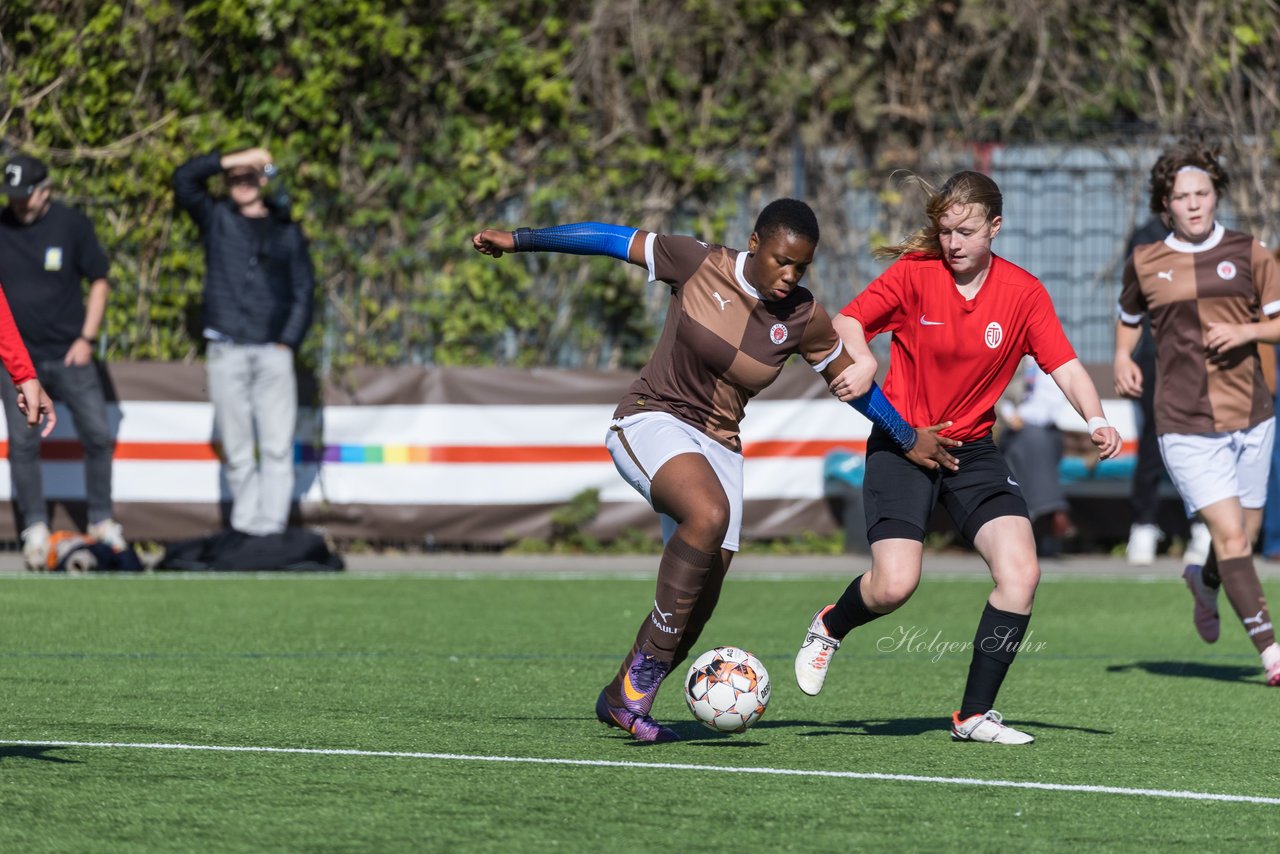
[173,153,315,349]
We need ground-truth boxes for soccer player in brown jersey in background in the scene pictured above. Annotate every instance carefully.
[1115,141,1280,685]
[474,200,959,741]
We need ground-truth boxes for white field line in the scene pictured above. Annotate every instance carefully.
[2,739,1277,806]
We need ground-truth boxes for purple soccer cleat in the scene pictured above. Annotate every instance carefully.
[1182,563,1220,644]
[595,690,679,743]
[620,651,671,718]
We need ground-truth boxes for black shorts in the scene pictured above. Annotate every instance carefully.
[863,430,1029,545]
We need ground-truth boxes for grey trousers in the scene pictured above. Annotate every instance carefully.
[1,359,115,528]
[1000,424,1067,521]
[206,341,297,535]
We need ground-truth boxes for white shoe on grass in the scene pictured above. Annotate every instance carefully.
[951,709,1035,744]
[1125,523,1160,565]
[21,522,50,572]
[88,518,127,552]
[1184,522,1211,567]
[795,605,840,696]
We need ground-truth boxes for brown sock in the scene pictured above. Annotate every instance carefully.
[1217,555,1276,653]
[602,535,715,705]
[670,552,728,673]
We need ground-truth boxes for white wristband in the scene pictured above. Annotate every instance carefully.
[1086,416,1110,435]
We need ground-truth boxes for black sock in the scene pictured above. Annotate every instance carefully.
[959,603,1031,719]
[1201,546,1219,589]
[824,574,884,639]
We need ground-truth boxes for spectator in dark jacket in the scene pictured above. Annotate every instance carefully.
[174,148,315,535]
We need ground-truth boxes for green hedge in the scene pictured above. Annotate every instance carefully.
[2,0,1276,368]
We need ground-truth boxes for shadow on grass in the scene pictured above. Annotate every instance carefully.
[0,745,80,764]
[1107,660,1263,684]
[754,716,1112,737]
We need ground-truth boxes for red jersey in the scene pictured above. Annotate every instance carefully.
[842,253,1076,442]
[0,283,35,385]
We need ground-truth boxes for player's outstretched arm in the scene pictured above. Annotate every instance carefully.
[472,223,649,268]
[472,228,517,258]
[845,386,961,472]
[827,315,959,471]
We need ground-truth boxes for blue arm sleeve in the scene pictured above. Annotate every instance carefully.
[512,222,638,261]
[848,381,917,451]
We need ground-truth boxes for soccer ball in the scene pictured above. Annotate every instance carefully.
[683,646,771,733]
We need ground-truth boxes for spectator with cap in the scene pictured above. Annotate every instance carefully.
[173,147,315,536]
[0,153,123,569]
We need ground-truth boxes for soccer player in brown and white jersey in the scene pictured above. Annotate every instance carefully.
[1115,141,1280,685]
[474,200,959,741]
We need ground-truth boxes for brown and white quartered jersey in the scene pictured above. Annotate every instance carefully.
[1118,223,1280,435]
[613,234,845,452]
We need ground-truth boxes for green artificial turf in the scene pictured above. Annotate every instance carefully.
[1,571,1278,851]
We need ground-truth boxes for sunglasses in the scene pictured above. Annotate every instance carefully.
[226,173,260,188]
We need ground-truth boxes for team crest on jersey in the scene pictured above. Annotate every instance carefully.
[984,322,1003,349]
[1217,260,1237,280]
[769,323,788,345]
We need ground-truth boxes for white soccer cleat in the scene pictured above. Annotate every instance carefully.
[1184,522,1211,567]
[795,605,840,696]
[1125,523,1160,566]
[88,518,127,552]
[951,709,1035,744]
[20,522,50,572]
[1263,644,1280,687]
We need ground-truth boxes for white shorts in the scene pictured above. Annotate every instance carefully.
[605,411,744,551]
[1159,417,1275,516]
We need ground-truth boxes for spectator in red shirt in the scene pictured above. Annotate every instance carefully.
[794,171,1121,744]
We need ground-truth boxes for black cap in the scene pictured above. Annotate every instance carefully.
[3,155,49,199]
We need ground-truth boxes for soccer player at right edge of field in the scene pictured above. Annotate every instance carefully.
[793,171,1123,744]
[1115,141,1280,684]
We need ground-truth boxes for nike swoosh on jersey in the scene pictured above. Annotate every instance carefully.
[920,315,945,326]
[1007,476,1019,487]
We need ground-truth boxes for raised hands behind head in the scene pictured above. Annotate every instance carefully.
[220,147,273,173]
[472,228,516,258]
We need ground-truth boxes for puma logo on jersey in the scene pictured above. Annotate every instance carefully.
[1156,269,1173,282]
[919,314,945,326]
[712,291,731,310]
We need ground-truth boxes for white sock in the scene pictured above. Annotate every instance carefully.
[1260,642,1280,672]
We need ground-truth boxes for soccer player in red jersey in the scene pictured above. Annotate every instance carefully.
[474,200,958,741]
[793,171,1122,744]
[1114,142,1280,684]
